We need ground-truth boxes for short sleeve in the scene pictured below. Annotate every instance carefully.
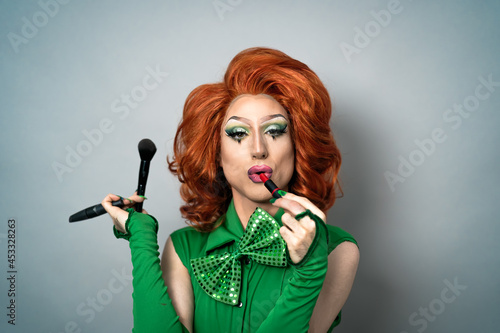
[326,224,358,254]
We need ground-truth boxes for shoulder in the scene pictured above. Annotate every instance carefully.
[312,229,359,332]
[325,224,359,275]
[325,224,358,254]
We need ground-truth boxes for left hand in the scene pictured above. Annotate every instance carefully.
[101,192,147,233]
[271,192,326,264]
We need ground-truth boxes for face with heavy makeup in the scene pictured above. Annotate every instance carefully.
[220,94,295,204]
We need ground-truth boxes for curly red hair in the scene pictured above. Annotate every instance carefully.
[168,47,342,232]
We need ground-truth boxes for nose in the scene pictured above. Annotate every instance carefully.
[252,133,268,159]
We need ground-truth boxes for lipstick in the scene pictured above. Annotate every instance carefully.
[248,165,272,183]
[259,174,282,199]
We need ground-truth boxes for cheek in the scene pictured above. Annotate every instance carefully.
[274,137,295,173]
[282,136,295,158]
[219,138,245,171]
[219,136,232,167]
[283,148,295,176]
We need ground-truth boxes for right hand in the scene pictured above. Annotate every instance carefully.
[271,192,326,264]
[101,192,146,233]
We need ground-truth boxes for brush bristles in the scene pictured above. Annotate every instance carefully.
[138,138,157,161]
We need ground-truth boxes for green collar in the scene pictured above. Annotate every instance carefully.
[205,199,285,253]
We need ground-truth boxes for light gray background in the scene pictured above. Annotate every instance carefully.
[1,0,499,332]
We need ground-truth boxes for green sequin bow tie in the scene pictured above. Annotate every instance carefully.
[191,207,287,306]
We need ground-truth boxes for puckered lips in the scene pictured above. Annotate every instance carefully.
[247,165,273,183]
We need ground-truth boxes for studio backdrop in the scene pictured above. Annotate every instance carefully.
[1,0,499,332]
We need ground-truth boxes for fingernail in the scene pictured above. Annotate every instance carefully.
[269,198,277,204]
[278,190,288,197]
[138,195,148,200]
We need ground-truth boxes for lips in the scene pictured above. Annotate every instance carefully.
[247,165,273,183]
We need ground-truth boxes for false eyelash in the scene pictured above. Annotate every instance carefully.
[265,124,288,139]
[225,127,249,143]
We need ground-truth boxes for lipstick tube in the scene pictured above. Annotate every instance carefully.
[259,174,282,199]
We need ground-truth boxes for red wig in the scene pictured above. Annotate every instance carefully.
[168,47,342,232]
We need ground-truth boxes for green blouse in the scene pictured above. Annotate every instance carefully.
[115,201,357,332]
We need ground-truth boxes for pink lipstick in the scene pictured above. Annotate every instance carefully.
[259,174,282,199]
[248,165,272,183]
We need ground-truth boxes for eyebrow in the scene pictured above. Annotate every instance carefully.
[225,114,288,125]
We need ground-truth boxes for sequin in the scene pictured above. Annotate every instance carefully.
[190,207,287,306]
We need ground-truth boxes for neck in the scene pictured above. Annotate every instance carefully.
[232,193,278,230]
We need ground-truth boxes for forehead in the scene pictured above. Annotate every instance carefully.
[224,94,288,122]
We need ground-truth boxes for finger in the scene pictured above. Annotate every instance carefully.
[281,212,300,232]
[101,193,123,212]
[279,225,293,244]
[102,194,146,213]
[101,193,130,232]
[116,193,146,210]
[272,197,306,217]
[283,211,316,236]
[275,193,326,222]
[126,193,146,204]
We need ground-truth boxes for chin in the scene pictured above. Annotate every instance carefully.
[232,187,272,204]
[248,193,273,204]
[253,195,273,204]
